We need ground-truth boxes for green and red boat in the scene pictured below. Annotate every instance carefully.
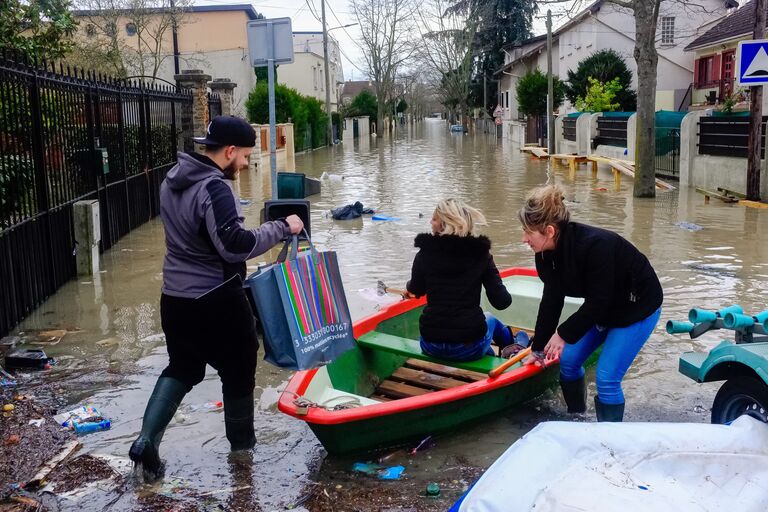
[277,267,583,454]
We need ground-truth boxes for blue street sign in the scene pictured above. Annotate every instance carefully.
[736,39,768,86]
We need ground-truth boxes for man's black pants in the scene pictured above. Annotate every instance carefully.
[159,286,258,399]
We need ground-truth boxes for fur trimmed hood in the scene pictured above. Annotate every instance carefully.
[414,233,491,257]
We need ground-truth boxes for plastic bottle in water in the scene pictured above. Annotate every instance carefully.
[73,419,111,435]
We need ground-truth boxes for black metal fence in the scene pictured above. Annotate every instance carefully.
[655,128,680,179]
[698,115,766,158]
[562,117,577,142]
[593,115,630,148]
[0,52,192,338]
[208,91,222,119]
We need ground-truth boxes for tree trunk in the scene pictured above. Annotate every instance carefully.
[376,103,384,138]
[632,0,659,198]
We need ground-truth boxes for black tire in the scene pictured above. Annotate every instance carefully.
[711,376,768,424]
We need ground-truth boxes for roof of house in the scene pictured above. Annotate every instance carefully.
[340,80,376,97]
[73,3,262,20]
[685,0,754,50]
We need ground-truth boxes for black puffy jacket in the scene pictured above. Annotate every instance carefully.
[407,233,512,343]
[531,222,663,351]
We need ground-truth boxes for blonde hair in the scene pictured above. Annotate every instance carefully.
[433,198,487,236]
[518,184,570,233]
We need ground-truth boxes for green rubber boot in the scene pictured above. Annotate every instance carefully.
[560,376,587,413]
[128,377,187,481]
[594,396,625,422]
[224,393,256,451]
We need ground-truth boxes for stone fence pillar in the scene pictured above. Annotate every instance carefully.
[175,69,212,146]
[209,78,237,117]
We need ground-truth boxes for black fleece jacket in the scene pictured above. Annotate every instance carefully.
[407,233,512,343]
[531,222,663,351]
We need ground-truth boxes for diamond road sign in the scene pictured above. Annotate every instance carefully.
[736,39,768,86]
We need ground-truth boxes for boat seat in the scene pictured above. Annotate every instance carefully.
[357,331,507,374]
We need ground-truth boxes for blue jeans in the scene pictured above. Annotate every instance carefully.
[420,313,513,362]
[559,307,661,405]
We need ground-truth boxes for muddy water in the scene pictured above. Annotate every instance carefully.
[13,119,768,509]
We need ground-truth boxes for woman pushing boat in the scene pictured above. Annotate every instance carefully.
[519,184,663,422]
[406,199,525,361]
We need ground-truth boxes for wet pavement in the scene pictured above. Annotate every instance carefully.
[3,119,768,510]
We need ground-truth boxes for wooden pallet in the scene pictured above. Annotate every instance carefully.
[550,153,588,172]
[372,358,488,400]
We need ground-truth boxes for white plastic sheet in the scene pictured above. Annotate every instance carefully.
[459,416,768,512]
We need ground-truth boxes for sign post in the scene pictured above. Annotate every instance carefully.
[247,18,294,199]
[736,34,767,201]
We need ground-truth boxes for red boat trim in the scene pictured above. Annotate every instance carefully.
[277,267,543,425]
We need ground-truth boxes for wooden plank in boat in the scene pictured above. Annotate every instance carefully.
[376,380,433,399]
[370,394,394,402]
[404,359,487,382]
[391,367,467,391]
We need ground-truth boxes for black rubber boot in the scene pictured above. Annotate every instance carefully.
[594,396,625,422]
[224,393,256,451]
[128,377,187,481]
[560,377,587,413]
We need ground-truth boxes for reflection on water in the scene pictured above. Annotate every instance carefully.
[16,119,768,508]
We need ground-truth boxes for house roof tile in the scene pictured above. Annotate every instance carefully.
[686,1,754,50]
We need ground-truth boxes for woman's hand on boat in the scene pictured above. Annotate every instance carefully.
[523,351,546,366]
[543,333,566,362]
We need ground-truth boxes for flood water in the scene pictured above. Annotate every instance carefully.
[12,119,768,510]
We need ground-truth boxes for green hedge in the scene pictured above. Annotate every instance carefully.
[245,83,329,152]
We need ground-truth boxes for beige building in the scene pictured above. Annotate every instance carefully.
[72,4,261,116]
[277,32,344,112]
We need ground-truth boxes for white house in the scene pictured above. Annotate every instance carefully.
[496,0,738,144]
[277,32,345,112]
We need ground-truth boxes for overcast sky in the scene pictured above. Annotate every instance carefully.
[197,0,578,81]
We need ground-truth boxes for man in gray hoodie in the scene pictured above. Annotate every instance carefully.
[129,116,303,480]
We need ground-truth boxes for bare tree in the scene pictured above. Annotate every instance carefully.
[415,0,478,125]
[351,0,416,136]
[71,0,203,79]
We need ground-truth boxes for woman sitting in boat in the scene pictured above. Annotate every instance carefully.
[406,198,523,361]
[518,184,663,422]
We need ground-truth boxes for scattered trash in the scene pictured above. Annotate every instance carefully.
[28,419,45,427]
[5,348,51,370]
[0,335,20,356]
[3,434,20,445]
[191,401,223,412]
[96,337,121,347]
[675,221,703,232]
[3,404,15,412]
[426,482,440,497]
[320,171,344,182]
[357,288,401,305]
[638,485,649,490]
[0,378,16,388]
[239,199,251,205]
[372,214,400,222]
[54,405,111,435]
[351,462,405,480]
[410,435,434,455]
[331,201,375,220]
[29,329,67,346]
[140,333,166,343]
[593,187,608,192]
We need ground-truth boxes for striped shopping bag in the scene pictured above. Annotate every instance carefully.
[245,234,355,370]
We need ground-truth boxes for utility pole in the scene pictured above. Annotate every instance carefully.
[170,0,180,75]
[483,74,487,133]
[546,9,554,154]
[747,0,765,201]
[321,0,333,145]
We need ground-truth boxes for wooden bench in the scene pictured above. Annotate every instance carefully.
[695,187,739,204]
[587,155,675,190]
[550,153,589,173]
[358,329,535,400]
